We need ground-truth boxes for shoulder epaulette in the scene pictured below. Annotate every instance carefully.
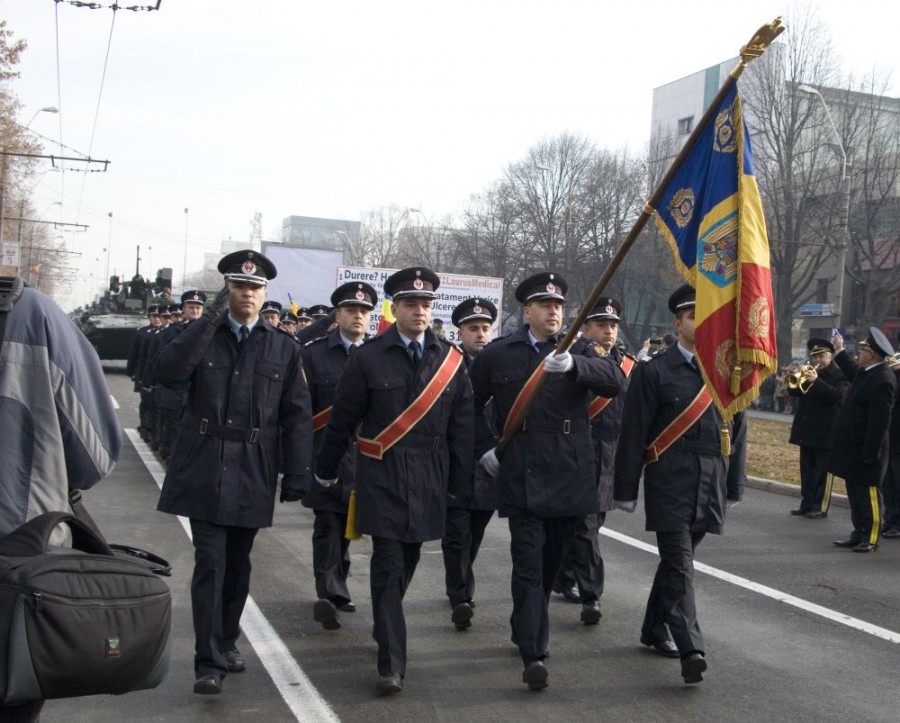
[302,334,329,347]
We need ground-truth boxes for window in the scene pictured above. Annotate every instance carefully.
[677,116,694,136]
[816,278,829,304]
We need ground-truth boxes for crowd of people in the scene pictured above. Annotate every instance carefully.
[123,249,752,697]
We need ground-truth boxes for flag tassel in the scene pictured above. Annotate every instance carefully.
[344,490,362,540]
[721,426,732,456]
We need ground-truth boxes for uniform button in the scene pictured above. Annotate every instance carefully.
[227,419,233,424]
[235,371,240,376]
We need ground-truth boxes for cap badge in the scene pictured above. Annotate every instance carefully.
[473,305,483,314]
[415,269,422,277]
[242,260,257,275]
[605,305,614,314]
[413,278,424,290]
[355,290,365,301]
[546,283,556,293]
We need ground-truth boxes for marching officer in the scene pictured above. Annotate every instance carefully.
[830,328,897,551]
[314,267,473,694]
[613,284,743,685]
[469,272,624,691]
[554,297,636,626]
[296,307,313,332]
[787,338,849,518]
[156,250,314,695]
[440,297,499,630]
[280,309,300,336]
[127,303,162,441]
[301,281,378,630]
[261,299,282,327]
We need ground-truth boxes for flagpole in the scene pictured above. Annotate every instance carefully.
[497,17,784,452]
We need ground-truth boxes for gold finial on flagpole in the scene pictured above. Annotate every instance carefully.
[740,17,785,64]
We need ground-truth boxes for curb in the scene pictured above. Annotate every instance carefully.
[746,475,849,509]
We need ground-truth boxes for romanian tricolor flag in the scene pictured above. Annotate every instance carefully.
[377,293,395,334]
[652,82,777,420]
[287,292,300,317]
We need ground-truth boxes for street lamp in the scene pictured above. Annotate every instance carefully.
[105,212,113,288]
[797,84,851,328]
[25,106,59,129]
[335,229,362,265]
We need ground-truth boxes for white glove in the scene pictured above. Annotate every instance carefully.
[479,448,500,477]
[544,351,574,373]
[613,499,637,513]
[315,474,338,488]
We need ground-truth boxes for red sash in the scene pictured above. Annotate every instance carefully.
[502,362,546,438]
[312,406,332,433]
[644,386,712,463]
[588,355,636,420]
[356,346,463,460]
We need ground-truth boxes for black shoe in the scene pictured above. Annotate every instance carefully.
[580,600,602,625]
[804,511,827,519]
[337,601,356,612]
[451,601,474,630]
[681,653,707,684]
[882,528,900,539]
[467,598,476,608]
[640,634,680,658]
[789,508,809,516]
[193,674,223,695]
[314,599,341,630]
[522,660,548,691]
[833,539,860,548]
[375,673,403,694]
[852,542,878,552]
[224,648,245,673]
[554,585,581,604]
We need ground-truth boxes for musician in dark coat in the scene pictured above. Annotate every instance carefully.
[829,328,897,552]
[613,284,742,685]
[440,297,499,631]
[554,297,635,626]
[314,267,473,695]
[156,250,314,695]
[469,272,624,691]
[300,281,377,630]
[787,338,849,518]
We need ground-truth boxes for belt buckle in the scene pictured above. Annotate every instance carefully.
[199,418,208,435]
[248,428,259,443]
[563,419,571,434]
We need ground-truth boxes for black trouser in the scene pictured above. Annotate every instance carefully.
[138,387,155,435]
[189,519,259,677]
[157,406,180,455]
[799,446,830,513]
[312,509,351,606]
[370,536,422,678]
[0,702,43,722]
[882,455,900,531]
[847,483,881,546]
[555,511,606,604]
[441,506,494,608]
[508,514,579,666]
[642,530,706,658]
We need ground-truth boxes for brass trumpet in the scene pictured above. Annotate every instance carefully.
[787,363,817,394]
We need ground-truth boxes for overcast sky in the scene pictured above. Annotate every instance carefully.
[3,0,896,310]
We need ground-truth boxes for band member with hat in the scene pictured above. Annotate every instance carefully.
[830,328,897,552]
[469,272,624,691]
[127,303,162,442]
[440,297,498,630]
[613,283,743,685]
[787,338,849,518]
[554,296,636,626]
[261,300,283,327]
[156,249,314,695]
[314,266,473,694]
[301,281,377,630]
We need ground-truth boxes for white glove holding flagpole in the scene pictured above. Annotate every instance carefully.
[544,350,574,373]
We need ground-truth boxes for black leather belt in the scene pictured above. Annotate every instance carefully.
[671,438,722,456]
[520,419,587,434]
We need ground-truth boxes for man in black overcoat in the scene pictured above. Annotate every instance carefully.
[314,267,473,694]
[829,328,897,552]
[301,281,377,630]
[613,284,743,685]
[883,352,900,537]
[440,297,499,631]
[469,272,624,691]
[787,338,849,518]
[156,250,314,695]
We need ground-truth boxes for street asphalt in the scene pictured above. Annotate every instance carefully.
[38,373,900,722]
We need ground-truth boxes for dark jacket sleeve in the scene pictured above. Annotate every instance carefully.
[446,363,475,505]
[862,370,897,464]
[277,346,314,488]
[315,351,369,479]
[834,349,860,381]
[570,346,625,396]
[725,411,747,502]
[805,368,850,405]
[613,362,656,502]
[157,312,223,389]
[469,351,497,458]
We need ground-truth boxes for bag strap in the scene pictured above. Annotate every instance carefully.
[0,511,113,557]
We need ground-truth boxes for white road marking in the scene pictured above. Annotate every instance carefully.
[124,428,340,723]
[600,526,900,644]
[110,394,119,409]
